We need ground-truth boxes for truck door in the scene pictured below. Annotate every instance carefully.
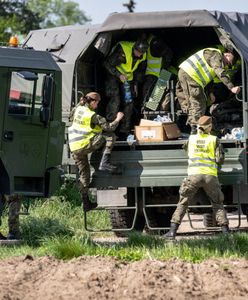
[1,69,55,195]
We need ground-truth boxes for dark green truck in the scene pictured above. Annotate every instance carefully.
[24,10,248,234]
[0,46,64,198]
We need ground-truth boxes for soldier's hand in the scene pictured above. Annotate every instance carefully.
[231,86,241,94]
[120,74,127,81]
[116,112,124,122]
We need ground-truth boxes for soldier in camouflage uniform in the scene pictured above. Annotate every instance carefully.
[176,48,241,133]
[0,194,21,240]
[68,92,124,212]
[164,116,229,240]
[104,39,148,140]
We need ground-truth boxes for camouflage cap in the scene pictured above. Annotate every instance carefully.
[198,116,212,126]
[86,92,101,102]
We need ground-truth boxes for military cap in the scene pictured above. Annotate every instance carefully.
[198,116,212,126]
[85,92,101,102]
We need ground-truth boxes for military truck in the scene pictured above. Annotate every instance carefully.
[24,10,248,235]
[0,44,64,199]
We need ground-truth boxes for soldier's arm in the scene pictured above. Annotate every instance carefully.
[205,50,234,90]
[162,45,173,69]
[103,45,126,79]
[91,114,120,132]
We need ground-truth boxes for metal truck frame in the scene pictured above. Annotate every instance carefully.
[24,10,248,235]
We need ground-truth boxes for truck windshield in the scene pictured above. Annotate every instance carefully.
[8,71,46,116]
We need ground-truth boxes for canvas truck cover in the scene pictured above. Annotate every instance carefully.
[24,25,100,112]
[24,10,248,113]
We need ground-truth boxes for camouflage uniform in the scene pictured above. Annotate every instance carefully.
[0,194,21,239]
[104,44,146,135]
[72,112,119,195]
[171,137,228,226]
[176,49,235,126]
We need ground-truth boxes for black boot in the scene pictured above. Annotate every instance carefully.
[163,223,179,240]
[82,194,97,212]
[99,153,121,174]
[221,224,230,234]
[0,232,7,240]
[7,231,21,240]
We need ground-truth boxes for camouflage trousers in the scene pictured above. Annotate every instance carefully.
[176,69,207,125]
[105,76,134,133]
[171,174,228,226]
[72,132,116,195]
[0,195,21,235]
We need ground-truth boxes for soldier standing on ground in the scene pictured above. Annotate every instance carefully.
[104,39,148,140]
[68,92,124,212]
[164,116,229,240]
[0,195,21,240]
[176,48,241,133]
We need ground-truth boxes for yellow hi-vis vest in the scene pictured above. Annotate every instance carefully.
[179,48,222,88]
[145,37,162,77]
[116,41,146,82]
[68,105,102,152]
[187,134,218,177]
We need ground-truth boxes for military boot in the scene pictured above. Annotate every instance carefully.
[7,231,21,240]
[0,232,7,240]
[221,224,230,234]
[82,194,97,212]
[99,153,121,174]
[163,223,179,240]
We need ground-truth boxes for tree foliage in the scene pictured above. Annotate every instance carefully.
[0,0,91,43]
[27,0,91,28]
[0,0,41,41]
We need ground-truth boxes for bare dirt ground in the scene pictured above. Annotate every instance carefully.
[0,212,248,300]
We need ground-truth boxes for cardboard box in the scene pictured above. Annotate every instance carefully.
[135,120,181,142]
[135,125,164,142]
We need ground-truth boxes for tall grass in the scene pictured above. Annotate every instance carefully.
[1,181,248,262]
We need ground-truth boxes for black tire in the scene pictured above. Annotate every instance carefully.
[109,209,145,237]
[241,204,248,222]
[109,187,145,237]
[144,208,174,235]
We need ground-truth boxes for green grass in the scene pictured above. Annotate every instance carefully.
[1,181,248,262]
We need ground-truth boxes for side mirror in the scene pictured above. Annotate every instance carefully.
[40,74,54,125]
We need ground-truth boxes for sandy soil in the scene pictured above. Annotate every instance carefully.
[0,255,248,300]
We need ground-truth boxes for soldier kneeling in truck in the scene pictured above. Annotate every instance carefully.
[68,92,124,212]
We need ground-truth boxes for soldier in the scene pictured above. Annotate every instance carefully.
[164,116,229,240]
[0,195,21,240]
[104,39,148,140]
[142,35,173,107]
[68,92,124,212]
[176,48,241,133]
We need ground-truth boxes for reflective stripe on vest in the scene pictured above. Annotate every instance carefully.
[187,134,218,177]
[116,41,146,82]
[68,105,102,152]
[179,48,221,88]
[145,46,162,77]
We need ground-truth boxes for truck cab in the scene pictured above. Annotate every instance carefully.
[0,46,64,197]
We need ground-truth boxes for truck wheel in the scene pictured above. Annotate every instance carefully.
[241,204,248,221]
[109,209,145,237]
[203,213,217,228]
[144,208,174,235]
